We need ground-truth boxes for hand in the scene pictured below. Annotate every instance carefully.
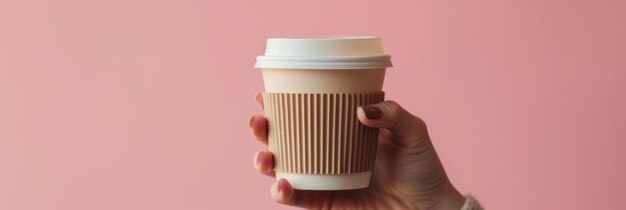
[249,93,465,210]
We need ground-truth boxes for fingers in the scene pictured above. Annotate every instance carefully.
[357,100,429,147]
[271,179,295,204]
[255,92,264,110]
[253,151,275,177]
[249,115,268,145]
[250,92,269,145]
[270,179,332,209]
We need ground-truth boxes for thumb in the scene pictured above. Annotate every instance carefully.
[357,100,429,147]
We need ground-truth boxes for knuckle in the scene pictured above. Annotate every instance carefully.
[385,100,401,110]
[383,100,402,115]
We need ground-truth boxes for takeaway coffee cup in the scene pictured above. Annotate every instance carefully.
[254,37,392,190]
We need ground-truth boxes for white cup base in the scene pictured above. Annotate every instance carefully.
[276,171,371,190]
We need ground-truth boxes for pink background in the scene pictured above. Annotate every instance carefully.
[1,0,625,209]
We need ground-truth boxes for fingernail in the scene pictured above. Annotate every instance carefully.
[361,105,383,119]
[254,151,263,165]
[249,116,256,128]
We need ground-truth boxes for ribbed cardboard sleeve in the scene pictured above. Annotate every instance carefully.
[263,92,385,174]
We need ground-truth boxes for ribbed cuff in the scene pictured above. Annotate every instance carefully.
[460,195,483,210]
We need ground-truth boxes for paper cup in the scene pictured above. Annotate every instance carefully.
[255,37,392,190]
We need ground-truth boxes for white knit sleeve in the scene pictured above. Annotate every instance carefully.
[460,195,483,210]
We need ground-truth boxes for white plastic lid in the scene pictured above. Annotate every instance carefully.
[255,37,393,70]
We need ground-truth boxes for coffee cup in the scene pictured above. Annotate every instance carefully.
[255,37,392,190]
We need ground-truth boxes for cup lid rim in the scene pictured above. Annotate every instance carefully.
[254,55,392,70]
[266,36,379,41]
[255,36,392,69]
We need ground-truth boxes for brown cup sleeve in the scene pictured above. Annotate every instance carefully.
[263,92,385,174]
